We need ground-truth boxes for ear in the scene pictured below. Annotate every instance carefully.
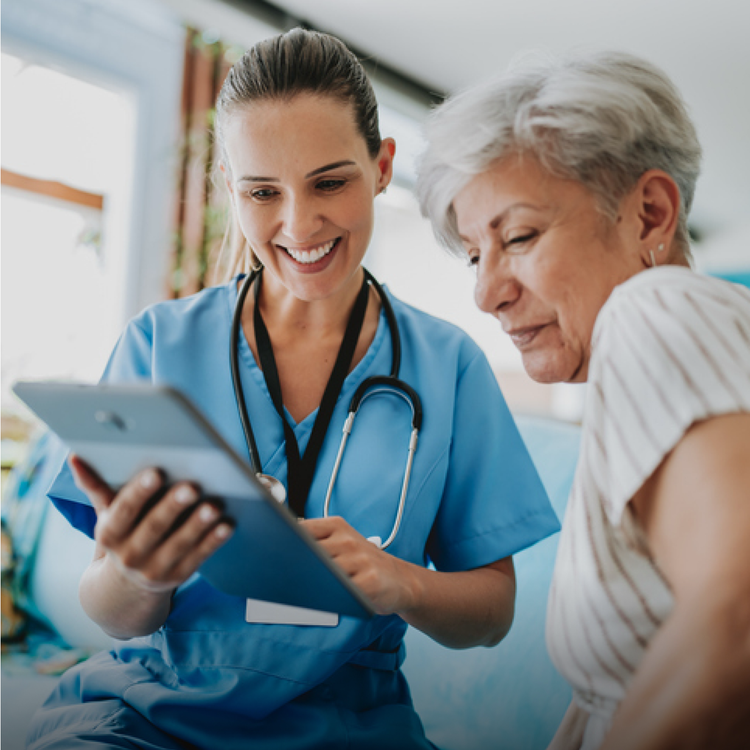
[632,169,681,266]
[375,137,396,194]
[220,162,235,201]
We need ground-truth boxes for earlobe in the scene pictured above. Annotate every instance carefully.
[648,243,666,268]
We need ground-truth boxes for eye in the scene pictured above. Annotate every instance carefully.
[505,231,537,249]
[466,252,480,268]
[316,178,346,192]
[248,188,279,202]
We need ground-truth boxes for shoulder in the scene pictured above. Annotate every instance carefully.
[592,267,750,381]
[130,279,236,335]
[384,287,485,369]
[102,280,236,382]
[595,266,750,346]
[585,267,750,522]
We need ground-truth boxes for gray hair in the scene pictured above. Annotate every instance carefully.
[416,50,702,259]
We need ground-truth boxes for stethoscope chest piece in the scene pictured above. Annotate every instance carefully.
[230,267,422,547]
[256,474,287,503]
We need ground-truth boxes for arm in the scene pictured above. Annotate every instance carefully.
[302,516,516,648]
[72,456,233,639]
[600,412,750,750]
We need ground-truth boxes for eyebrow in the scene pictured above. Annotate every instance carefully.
[237,160,357,183]
[305,160,356,178]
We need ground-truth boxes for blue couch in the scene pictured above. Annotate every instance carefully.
[403,415,579,749]
[1,414,579,750]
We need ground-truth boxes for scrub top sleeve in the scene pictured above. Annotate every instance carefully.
[47,318,155,539]
[427,350,559,573]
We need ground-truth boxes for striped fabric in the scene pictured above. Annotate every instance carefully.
[545,266,750,749]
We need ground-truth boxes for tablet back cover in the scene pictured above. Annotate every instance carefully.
[12,381,374,619]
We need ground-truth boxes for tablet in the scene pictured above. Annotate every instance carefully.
[12,380,375,620]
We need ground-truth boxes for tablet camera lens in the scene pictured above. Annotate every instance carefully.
[95,410,129,432]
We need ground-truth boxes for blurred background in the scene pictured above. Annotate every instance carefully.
[3,0,750,462]
[1,2,748,740]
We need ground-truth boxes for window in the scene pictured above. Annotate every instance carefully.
[2,52,135,395]
[2,0,185,464]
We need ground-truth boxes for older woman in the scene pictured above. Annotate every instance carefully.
[417,51,750,750]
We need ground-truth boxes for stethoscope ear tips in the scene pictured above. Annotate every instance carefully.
[367,536,383,549]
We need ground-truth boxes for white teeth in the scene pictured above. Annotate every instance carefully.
[285,239,337,264]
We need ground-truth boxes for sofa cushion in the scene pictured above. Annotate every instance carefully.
[403,415,580,750]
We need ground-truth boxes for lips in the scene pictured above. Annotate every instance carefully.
[506,324,548,348]
[281,237,340,265]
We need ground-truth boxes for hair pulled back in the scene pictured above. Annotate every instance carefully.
[216,27,381,167]
[214,28,382,276]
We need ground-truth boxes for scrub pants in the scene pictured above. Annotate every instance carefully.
[26,662,439,750]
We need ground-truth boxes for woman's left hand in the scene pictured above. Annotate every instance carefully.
[300,516,414,615]
[301,515,517,649]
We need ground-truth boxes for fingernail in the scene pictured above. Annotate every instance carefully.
[214,523,233,539]
[199,505,217,523]
[140,469,159,489]
[174,485,197,505]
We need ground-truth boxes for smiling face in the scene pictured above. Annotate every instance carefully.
[453,154,645,383]
[222,93,394,303]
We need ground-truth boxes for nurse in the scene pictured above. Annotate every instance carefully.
[28,28,559,750]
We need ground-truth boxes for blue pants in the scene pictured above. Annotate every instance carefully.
[27,655,438,750]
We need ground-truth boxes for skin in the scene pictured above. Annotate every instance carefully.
[75,93,516,649]
[454,153,750,748]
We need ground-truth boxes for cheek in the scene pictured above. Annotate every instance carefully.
[348,192,375,229]
[237,205,273,242]
[341,196,376,248]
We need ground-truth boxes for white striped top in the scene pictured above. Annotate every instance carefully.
[546,266,750,749]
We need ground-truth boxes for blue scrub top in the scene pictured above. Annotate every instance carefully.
[44,276,559,742]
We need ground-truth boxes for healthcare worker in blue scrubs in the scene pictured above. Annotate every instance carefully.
[28,28,559,750]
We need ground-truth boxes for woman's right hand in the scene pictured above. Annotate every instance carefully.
[70,454,233,638]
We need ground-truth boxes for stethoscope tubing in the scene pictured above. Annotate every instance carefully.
[230,266,422,548]
[230,267,264,475]
[323,384,420,549]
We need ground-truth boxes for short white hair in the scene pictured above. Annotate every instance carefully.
[416,50,701,258]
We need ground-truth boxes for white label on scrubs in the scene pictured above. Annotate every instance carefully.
[245,598,339,627]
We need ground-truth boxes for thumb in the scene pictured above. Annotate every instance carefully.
[69,454,115,513]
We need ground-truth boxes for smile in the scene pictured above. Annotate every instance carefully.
[282,238,340,265]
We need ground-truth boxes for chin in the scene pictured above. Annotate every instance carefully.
[521,352,578,385]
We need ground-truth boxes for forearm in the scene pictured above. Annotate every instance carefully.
[601,593,750,750]
[79,553,173,639]
[395,557,516,649]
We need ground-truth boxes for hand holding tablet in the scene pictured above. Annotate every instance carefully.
[12,380,375,620]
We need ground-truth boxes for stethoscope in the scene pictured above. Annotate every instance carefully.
[229,266,422,549]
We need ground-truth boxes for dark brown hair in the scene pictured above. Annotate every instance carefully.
[216,27,382,166]
[214,28,383,278]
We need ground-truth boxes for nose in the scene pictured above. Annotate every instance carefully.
[281,194,323,244]
[473,254,520,315]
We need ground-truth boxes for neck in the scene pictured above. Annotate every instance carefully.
[255,267,366,340]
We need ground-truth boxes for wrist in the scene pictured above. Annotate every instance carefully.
[393,557,427,616]
[104,552,178,596]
